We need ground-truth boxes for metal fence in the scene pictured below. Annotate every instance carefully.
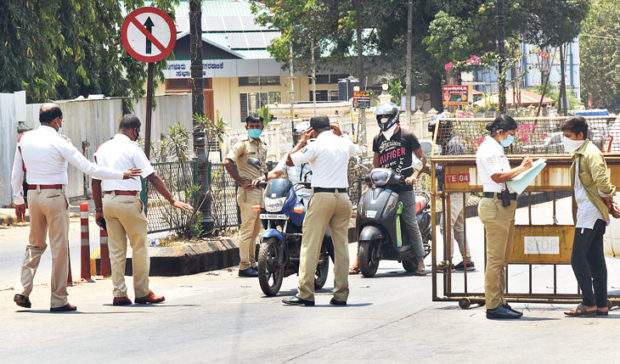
[146,159,365,234]
[431,116,619,156]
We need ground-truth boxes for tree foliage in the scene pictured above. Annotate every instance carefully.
[0,0,178,103]
[251,0,367,72]
[580,0,619,111]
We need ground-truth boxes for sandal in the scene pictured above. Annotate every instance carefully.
[414,268,427,276]
[564,304,597,317]
[596,309,609,316]
[348,266,360,275]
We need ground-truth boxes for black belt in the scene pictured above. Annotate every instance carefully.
[483,192,517,200]
[314,187,348,193]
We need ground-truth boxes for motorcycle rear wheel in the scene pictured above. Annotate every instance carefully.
[258,238,285,296]
[402,259,418,272]
[359,241,379,277]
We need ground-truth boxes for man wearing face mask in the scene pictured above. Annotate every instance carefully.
[352,101,427,275]
[561,117,616,317]
[92,114,193,306]
[10,104,142,312]
[476,114,531,319]
[225,113,267,277]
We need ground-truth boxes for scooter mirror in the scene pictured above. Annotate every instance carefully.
[247,157,262,171]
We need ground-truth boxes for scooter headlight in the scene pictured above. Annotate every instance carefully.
[370,169,391,186]
[264,197,287,212]
[383,194,399,215]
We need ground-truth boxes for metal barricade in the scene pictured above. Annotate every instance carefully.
[430,116,620,309]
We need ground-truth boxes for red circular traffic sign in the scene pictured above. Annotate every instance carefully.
[121,7,176,63]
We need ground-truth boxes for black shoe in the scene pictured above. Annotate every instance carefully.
[454,261,476,271]
[50,303,77,312]
[238,267,258,277]
[503,303,522,315]
[14,294,31,308]
[282,296,315,306]
[486,305,523,319]
[329,298,347,306]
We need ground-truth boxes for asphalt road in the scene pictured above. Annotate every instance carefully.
[2,200,620,363]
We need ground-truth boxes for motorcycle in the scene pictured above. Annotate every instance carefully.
[256,178,331,296]
[356,167,432,277]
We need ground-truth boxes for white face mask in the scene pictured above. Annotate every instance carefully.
[562,136,585,153]
[382,123,398,140]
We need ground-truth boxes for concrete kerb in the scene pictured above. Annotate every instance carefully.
[93,238,240,276]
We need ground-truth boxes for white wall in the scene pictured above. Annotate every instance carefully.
[0,93,193,205]
[0,91,27,206]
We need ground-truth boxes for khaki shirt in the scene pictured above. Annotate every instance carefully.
[226,136,267,180]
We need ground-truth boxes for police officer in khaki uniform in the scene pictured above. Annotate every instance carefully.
[224,114,267,277]
[476,115,531,319]
[93,114,193,306]
[10,103,140,312]
[282,115,360,306]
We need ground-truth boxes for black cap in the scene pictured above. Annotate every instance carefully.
[310,115,330,132]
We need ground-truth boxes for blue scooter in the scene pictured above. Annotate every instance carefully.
[256,178,331,296]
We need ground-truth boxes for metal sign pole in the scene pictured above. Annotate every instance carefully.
[144,62,154,159]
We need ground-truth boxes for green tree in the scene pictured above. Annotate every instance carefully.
[521,0,591,114]
[580,0,619,112]
[0,0,178,103]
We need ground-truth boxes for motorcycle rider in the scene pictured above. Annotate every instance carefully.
[350,101,427,275]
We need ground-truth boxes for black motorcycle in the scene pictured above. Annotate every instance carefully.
[356,168,432,277]
[256,179,331,296]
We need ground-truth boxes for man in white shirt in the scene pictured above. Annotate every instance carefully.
[11,103,141,312]
[282,115,360,306]
[92,114,193,306]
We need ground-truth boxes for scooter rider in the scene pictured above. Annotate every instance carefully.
[363,101,427,275]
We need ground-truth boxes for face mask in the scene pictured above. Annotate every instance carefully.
[500,134,514,147]
[562,136,585,153]
[57,126,63,134]
[382,123,397,140]
[248,128,262,139]
[134,129,140,141]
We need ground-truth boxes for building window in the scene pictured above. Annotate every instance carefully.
[166,78,212,92]
[238,76,280,87]
[240,92,282,121]
[311,74,349,85]
[309,90,329,102]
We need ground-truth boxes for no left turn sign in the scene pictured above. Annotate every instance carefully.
[121,7,176,63]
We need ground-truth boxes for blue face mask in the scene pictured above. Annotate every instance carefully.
[248,129,262,139]
[500,134,514,147]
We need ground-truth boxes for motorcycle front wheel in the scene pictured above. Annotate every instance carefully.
[314,255,330,289]
[359,241,380,277]
[258,238,285,296]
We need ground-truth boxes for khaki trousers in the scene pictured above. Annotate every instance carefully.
[478,197,517,309]
[237,188,262,270]
[102,194,150,298]
[18,188,70,308]
[440,192,471,260]
[298,191,352,302]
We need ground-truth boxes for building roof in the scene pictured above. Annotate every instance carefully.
[174,0,279,59]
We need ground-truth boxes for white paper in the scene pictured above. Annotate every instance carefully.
[506,158,547,194]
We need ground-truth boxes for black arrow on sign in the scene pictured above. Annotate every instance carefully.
[143,17,154,54]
